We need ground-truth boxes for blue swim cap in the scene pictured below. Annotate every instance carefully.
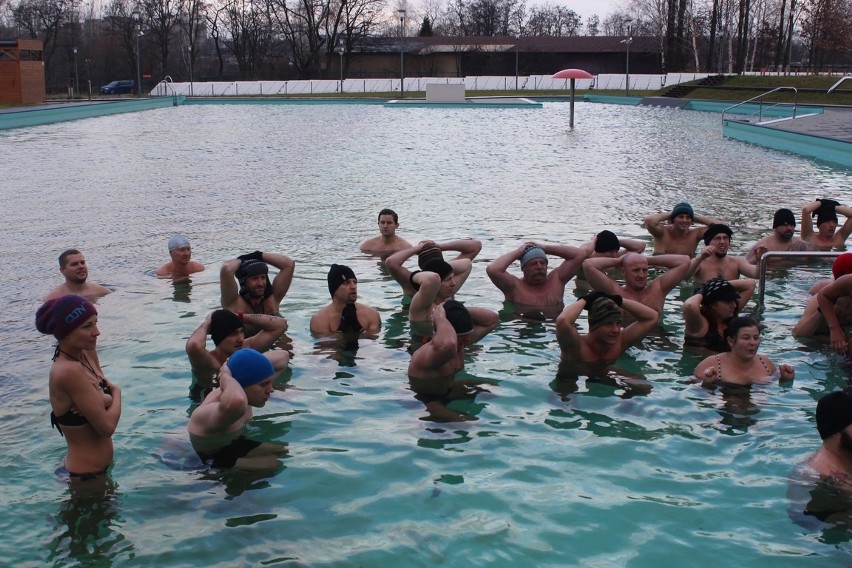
[227,349,274,388]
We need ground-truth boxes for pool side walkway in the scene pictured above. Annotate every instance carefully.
[722,106,852,168]
[0,97,179,130]
[602,94,852,168]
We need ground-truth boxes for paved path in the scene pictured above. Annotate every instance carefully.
[762,107,852,143]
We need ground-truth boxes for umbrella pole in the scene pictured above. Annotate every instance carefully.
[569,78,576,130]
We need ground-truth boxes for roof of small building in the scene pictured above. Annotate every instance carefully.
[363,35,660,55]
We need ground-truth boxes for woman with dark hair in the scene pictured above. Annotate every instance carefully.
[36,295,121,478]
[694,316,795,385]
[684,278,754,351]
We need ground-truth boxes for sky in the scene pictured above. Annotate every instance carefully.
[568,0,623,22]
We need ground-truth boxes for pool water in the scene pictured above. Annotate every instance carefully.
[2,102,852,566]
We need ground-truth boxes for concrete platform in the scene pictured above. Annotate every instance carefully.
[384,96,542,108]
[723,107,852,168]
[759,107,852,143]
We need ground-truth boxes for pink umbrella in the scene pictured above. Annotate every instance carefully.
[552,68,594,129]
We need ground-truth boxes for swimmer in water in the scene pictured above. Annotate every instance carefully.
[188,349,286,470]
[386,238,483,300]
[43,249,112,301]
[407,301,493,422]
[643,202,724,256]
[220,250,296,316]
[155,235,205,282]
[359,208,413,255]
[37,295,121,478]
[693,316,795,386]
[687,224,759,286]
[793,253,852,353]
[582,252,691,317]
[387,239,498,332]
[310,264,381,337]
[746,208,818,264]
[683,278,754,352]
[555,292,658,363]
[186,309,289,396]
[800,199,852,251]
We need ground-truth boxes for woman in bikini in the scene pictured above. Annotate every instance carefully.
[693,316,795,386]
[36,295,121,478]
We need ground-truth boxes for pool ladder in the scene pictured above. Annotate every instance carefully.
[154,75,180,105]
[721,87,799,124]
[756,250,841,308]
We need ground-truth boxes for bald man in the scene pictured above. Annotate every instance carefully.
[581,253,691,316]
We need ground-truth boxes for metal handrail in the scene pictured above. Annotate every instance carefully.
[154,75,178,99]
[757,250,840,307]
[827,76,852,94]
[721,86,798,123]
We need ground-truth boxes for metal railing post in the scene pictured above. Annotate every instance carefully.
[757,250,842,307]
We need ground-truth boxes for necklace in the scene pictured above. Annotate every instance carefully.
[57,348,105,381]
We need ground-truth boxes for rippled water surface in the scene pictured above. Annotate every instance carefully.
[2,102,852,566]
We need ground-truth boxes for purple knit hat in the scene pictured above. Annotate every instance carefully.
[36,294,98,340]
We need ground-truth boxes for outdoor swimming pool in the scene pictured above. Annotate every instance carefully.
[2,101,852,566]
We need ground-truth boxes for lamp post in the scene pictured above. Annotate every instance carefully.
[73,47,79,96]
[398,9,406,97]
[85,57,91,99]
[338,38,345,93]
[188,44,194,95]
[514,33,520,90]
[786,2,796,74]
[623,18,633,97]
[131,8,142,96]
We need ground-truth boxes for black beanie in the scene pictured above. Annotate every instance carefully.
[816,389,852,440]
[594,230,620,253]
[703,224,733,245]
[210,309,243,346]
[443,300,473,335]
[328,264,357,297]
[773,208,796,228]
[422,258,453,280]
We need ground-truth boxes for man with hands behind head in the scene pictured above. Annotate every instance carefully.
[582,252,691,316]
[188,348,286,471]
[556,292,658,363]
[801,198,852,251]
[486,241,586,314]
[643,202,723,256]
[220,250,295,315]
[186,309,289,396]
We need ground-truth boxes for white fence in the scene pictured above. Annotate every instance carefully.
[151,73,715,97]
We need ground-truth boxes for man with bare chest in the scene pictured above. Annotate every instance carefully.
[643,202,723,256]
[689,224,758,285]
[486,242,586,318]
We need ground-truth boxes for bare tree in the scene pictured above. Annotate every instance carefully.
[586,14,601,35]
[219,0,274,79]
[176,0,208,79]
[205,4,226,78]
[525,3,582,36]
[10,0,82,73]
[140,0,179,78]
[800,0,852,69]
